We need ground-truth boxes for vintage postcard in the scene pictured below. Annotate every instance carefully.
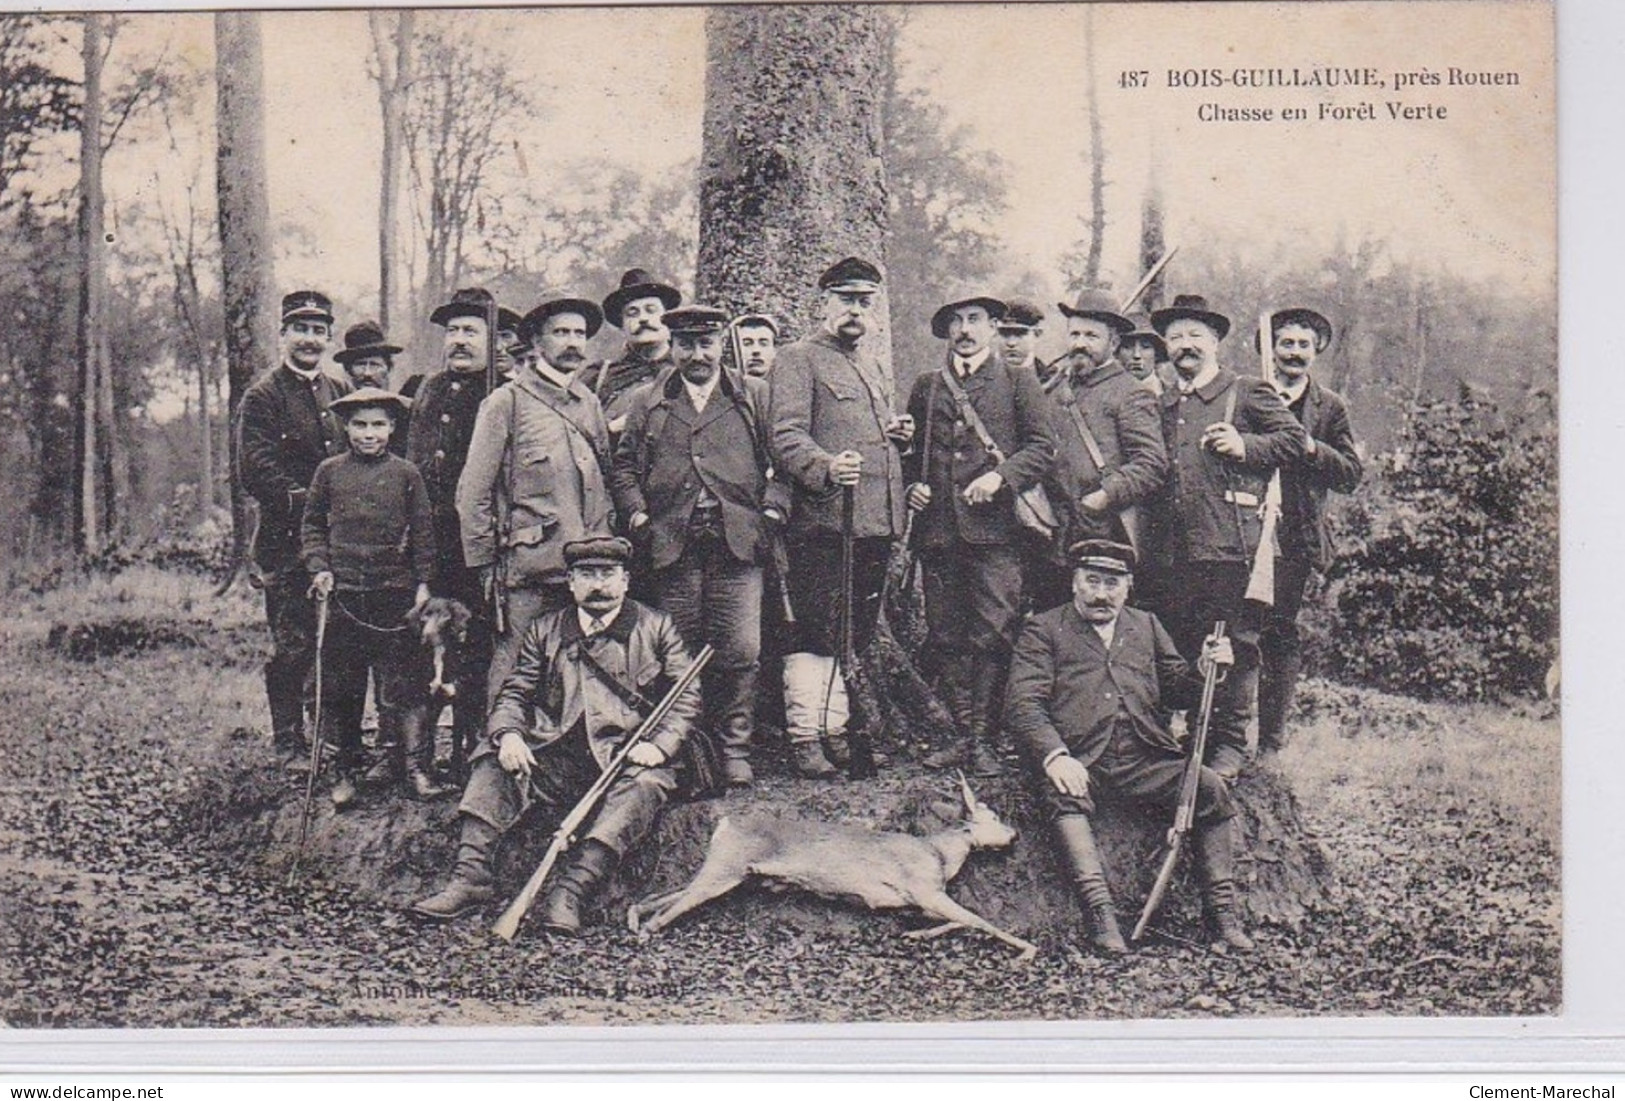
[0,0,1558,1045]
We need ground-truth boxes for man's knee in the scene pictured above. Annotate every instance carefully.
[1194,767,1236,822]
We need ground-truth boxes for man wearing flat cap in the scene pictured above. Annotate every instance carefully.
[612,306,787,787]
[996,298,1048,378]
[333,321,408,455]
[1255,306,1362,755]
[770,257,914,778]
[237,290,352,766]
[1144,294,1307,779]
[904,290,1055,777]
[584,268,682,441]
[458,293,615,696]
[1030,290,1168,614]
[730,313,780,379]
[412,536,701,933]
[407,287,504,769]
[1005,538,1252,954]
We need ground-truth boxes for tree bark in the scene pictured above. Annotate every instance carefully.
[1083,5,1106,288]
[215,12,274,581]
[1139,147,1167,313]
[75,13,106,556]
[371,9,412,343]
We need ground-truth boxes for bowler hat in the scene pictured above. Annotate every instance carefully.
[664,305,730,337]
[330,385,410,419]
[281,290,334,326]
[996,298,1045,331]
[1258,306,1334,352]
[430,287,497,328]
[931,292,1007,340]
[1057,289,1134,335]
[1069,538,1137,575]
[521,295,605,342]
[1150,294,1232,341]
[818,257,884,293]
[564,536,633,570]
[602,269,682,329]
[333,320,403,365]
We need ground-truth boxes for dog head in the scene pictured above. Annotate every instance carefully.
[407,597,472,647]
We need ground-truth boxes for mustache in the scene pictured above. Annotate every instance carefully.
[1280,356,1309,367]
[632,321,660,334]
[448,344,475,356]
[555,349,585,361]
[1173,348,1203,361]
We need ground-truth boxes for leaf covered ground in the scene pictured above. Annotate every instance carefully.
[0,568,1559,1027]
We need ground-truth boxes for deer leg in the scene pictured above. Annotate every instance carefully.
[902,921,965,941]
[627,885,690,932]
[913,893,1039,962]
[636,865,751,936]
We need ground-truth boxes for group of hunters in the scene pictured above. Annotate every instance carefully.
[236,257,1362,955]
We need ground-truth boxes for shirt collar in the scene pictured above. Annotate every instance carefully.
[577,603,624,638]
[531,357,574,391]
[1276,374,1310,405]
[682,369,720,411]
[1176,362,1220,394]
[954,347,992,377]
[283,361,321,383]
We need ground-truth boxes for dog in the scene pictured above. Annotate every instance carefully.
[406,596,473,702]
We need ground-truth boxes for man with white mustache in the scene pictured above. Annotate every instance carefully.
[1144,294,1307,779]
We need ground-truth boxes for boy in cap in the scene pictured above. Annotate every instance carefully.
[1005,538,1252,954]
[302,387,446,805]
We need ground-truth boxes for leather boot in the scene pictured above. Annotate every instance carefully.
[923,659,973,769]
[1256,639,1300,756]
[403,705,451,800]
[268,668,309,769]
[965,658,1007,777]
[361,721,405,790]
[784,653,841,778]
[1196,819,1254,952]
[1052,814,1128,955]
[718,663,758,783]
[540,839,617,936]
[412,816,499,920]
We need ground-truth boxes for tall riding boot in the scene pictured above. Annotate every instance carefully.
[783,652,839,778]
[540,838,617,936]
[361,708,406,791]
[718,663,758,786]
[1195,819,1254,952]
[403,705,451,800]
[267,667,309,765]
[966,658,1007,778]
[1256,637,1301,757]
[1052,814,1127,955]
[323,694,366,809]
[923,658,974,769]
[412,815,499,920]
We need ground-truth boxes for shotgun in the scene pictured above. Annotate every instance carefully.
[1245,312,1283,606]
[1131,620,1227,943]
[491,644,714,941]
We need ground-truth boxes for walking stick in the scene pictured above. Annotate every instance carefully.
[1131,620,1227,942]
[836,485,876,778]
[287,591,330,887]
[491,645,714,941]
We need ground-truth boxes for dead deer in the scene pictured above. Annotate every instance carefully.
[627,773,1039,961]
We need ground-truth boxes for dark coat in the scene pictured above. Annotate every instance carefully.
[1043,358,1168,550]
[1279,377,1363,570]
[300,450,435,591]
[1005,602,1202,767]
[405,368,491,582]
[237,364,352,572]
[771,330,907,540]
[1149,367,1308,565]
[612,367,786,571]
[904,357,1056,550]
[584,347,674,436]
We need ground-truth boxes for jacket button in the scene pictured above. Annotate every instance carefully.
[441,414,451,423]
[434,449,446,459]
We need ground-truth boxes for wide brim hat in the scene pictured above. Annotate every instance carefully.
[333,320,403,365]
[522,297,605,342]
[602,269,682,329]
[1056,289,1133,335]
[1256,306,1334,352]
[1150,294,1232,341]
[564,536,633,570]
[429,287,497,328]
[330,386,411,418]
[931,294,1007,340]
[1120,313,1169,361]
[1068,538,1137,575]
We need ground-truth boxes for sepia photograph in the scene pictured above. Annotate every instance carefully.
[0,0,1558,1034]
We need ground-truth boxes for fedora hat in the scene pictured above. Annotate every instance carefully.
[1056,289,1133,335]
[333,320,403,365]
[1150,294,1232,341]
[429,287,497,328]
[1121,312,1168,361]
[521,295,605,342]
[931,291,1007,339]
[602,269,682,329]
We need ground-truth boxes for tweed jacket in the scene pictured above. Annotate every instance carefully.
[1042,357,1168,550]
[237,363,352,572]
[1278,376,1363,570]
[1005,602,1203,768]
[1149,366,1308,565]
[904,356,1056,550]
[456,363,614,590]
[484,600,699,768]
[771,329,907,540]
[612,367,788,571]
[404,367,491,581]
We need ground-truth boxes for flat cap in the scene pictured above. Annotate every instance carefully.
[996,298,1045,331]
[1069,538,1137,575]
[564,536,633,570]
[730,312,781,337]
[818,257,883,292]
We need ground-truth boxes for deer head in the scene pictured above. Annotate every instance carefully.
[956,771,1017,851]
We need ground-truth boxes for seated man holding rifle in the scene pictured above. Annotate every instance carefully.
[1004,539,1252,956]
[412,536,703,935]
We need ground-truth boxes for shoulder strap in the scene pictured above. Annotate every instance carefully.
[1062,386,1108,475]
[938,366,1006,464]
[576,640,654,716]
[1221,380,1238,426]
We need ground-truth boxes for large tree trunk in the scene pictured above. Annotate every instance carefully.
[75,13,106,556]
[370,9,412,344]
[215,12,275,586]
[695,4,892,343]
[1083,5,1106,287]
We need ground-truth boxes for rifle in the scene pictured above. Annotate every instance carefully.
[1132,620,1227,943]
[287,591,330,887]
[837,484,876,778]
[485,295,509,636]
[729,320,795,626]
[491,643,714,941]
[1119,247,1179,315]
[1245,312,1282,607]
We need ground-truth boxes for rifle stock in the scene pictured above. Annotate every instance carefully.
[1245,312,1282,608]
[1131,620,1227,942]
[491,643,714,941]
[485,296,509,637]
